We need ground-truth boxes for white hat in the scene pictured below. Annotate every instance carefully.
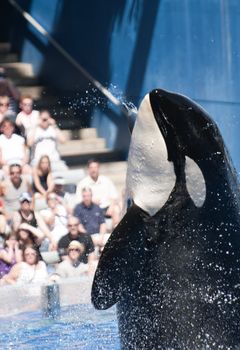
[19,192,32,202]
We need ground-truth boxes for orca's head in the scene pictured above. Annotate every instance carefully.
[126,89,229,216]
[149,89,225,163]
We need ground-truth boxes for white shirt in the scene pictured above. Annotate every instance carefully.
[0,133,25,164]
[76,175,118,209]
[16,110,40,136]
[29,125,60,164]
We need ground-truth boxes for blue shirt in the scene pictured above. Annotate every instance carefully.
[73,202,105,234]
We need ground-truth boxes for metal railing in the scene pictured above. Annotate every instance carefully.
[8,0,130,117]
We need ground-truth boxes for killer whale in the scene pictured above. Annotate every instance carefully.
[92,89,240,349]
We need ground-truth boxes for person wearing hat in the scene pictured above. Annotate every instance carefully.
[50,240,88,281]
[12,192,52,249]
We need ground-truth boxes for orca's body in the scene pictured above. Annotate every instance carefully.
[92,89,240,349]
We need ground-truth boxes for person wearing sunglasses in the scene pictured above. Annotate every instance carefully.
[27,110,66,171]
[50,240,88,281]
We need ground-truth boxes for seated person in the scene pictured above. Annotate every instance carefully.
[15,222,45,259]
[40,192,68,247]
[12,192,52,249]
[73,187,108,248]
[32,155,54,197]
[0,245,48,285]
[27,110,66,170]
[50,241,88,281]
[0,163,32,220]
[0,232,22,279]
[76,159,120,228]
[16,95,39,137]
[57,216,95,269]
[0,118,30,174]
[0,95,16,123]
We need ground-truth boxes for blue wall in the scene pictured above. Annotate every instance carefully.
[9,0,240,174]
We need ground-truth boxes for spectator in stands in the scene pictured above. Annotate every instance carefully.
[0,96,16,123]
[40,192,68,247]
[12,192,52,245]
[0,232,22,279]
[58,216,95,267]
[76,159,120,228]
[15,222,45,259]
[16,95,39,137]
[0,67,20,113]
[73,187,107,248]
[53,176,73,213]
[50,240,88,281]
[0,163,32,219]
[0,245,48,285]
[27,109,66,170]
[0,118,30,174]
[32,155,54,198]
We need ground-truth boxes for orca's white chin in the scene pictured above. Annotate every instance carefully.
[126,94,176,216]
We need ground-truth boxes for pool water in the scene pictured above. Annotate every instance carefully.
[0,304,120,350]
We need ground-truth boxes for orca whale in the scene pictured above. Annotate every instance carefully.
[92,89,240,349]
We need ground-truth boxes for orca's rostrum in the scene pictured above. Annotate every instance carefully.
[92,89,240,350]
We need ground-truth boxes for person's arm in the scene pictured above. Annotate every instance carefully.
[1,263,21,284]
[50,121,66,144]
[27,127,37,147]
[32,168,47,195]
[35,211,56,248]
[22,144,29,165]
[19,222,44,241]
[46,173,55,193]
[0,243,14,264]
[12,211,22,232]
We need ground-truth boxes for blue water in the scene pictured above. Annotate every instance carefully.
[0,305,120,350]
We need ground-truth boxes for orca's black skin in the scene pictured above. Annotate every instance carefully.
[92,89,240,349]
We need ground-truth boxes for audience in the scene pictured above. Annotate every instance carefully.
[76,159,120,228]
[0,245,48,285]
[0,80,123,289]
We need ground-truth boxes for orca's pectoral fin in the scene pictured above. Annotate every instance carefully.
[92,206,144,310]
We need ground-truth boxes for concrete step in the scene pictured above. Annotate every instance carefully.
[0,62,34,79]
[0,43,11,54]
[58,138,106,156]
[17,85,45,100]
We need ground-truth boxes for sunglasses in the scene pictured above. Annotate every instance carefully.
[69,248,80,252]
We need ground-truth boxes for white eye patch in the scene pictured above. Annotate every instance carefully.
[126,94,176,217]
[185,156,206,207]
